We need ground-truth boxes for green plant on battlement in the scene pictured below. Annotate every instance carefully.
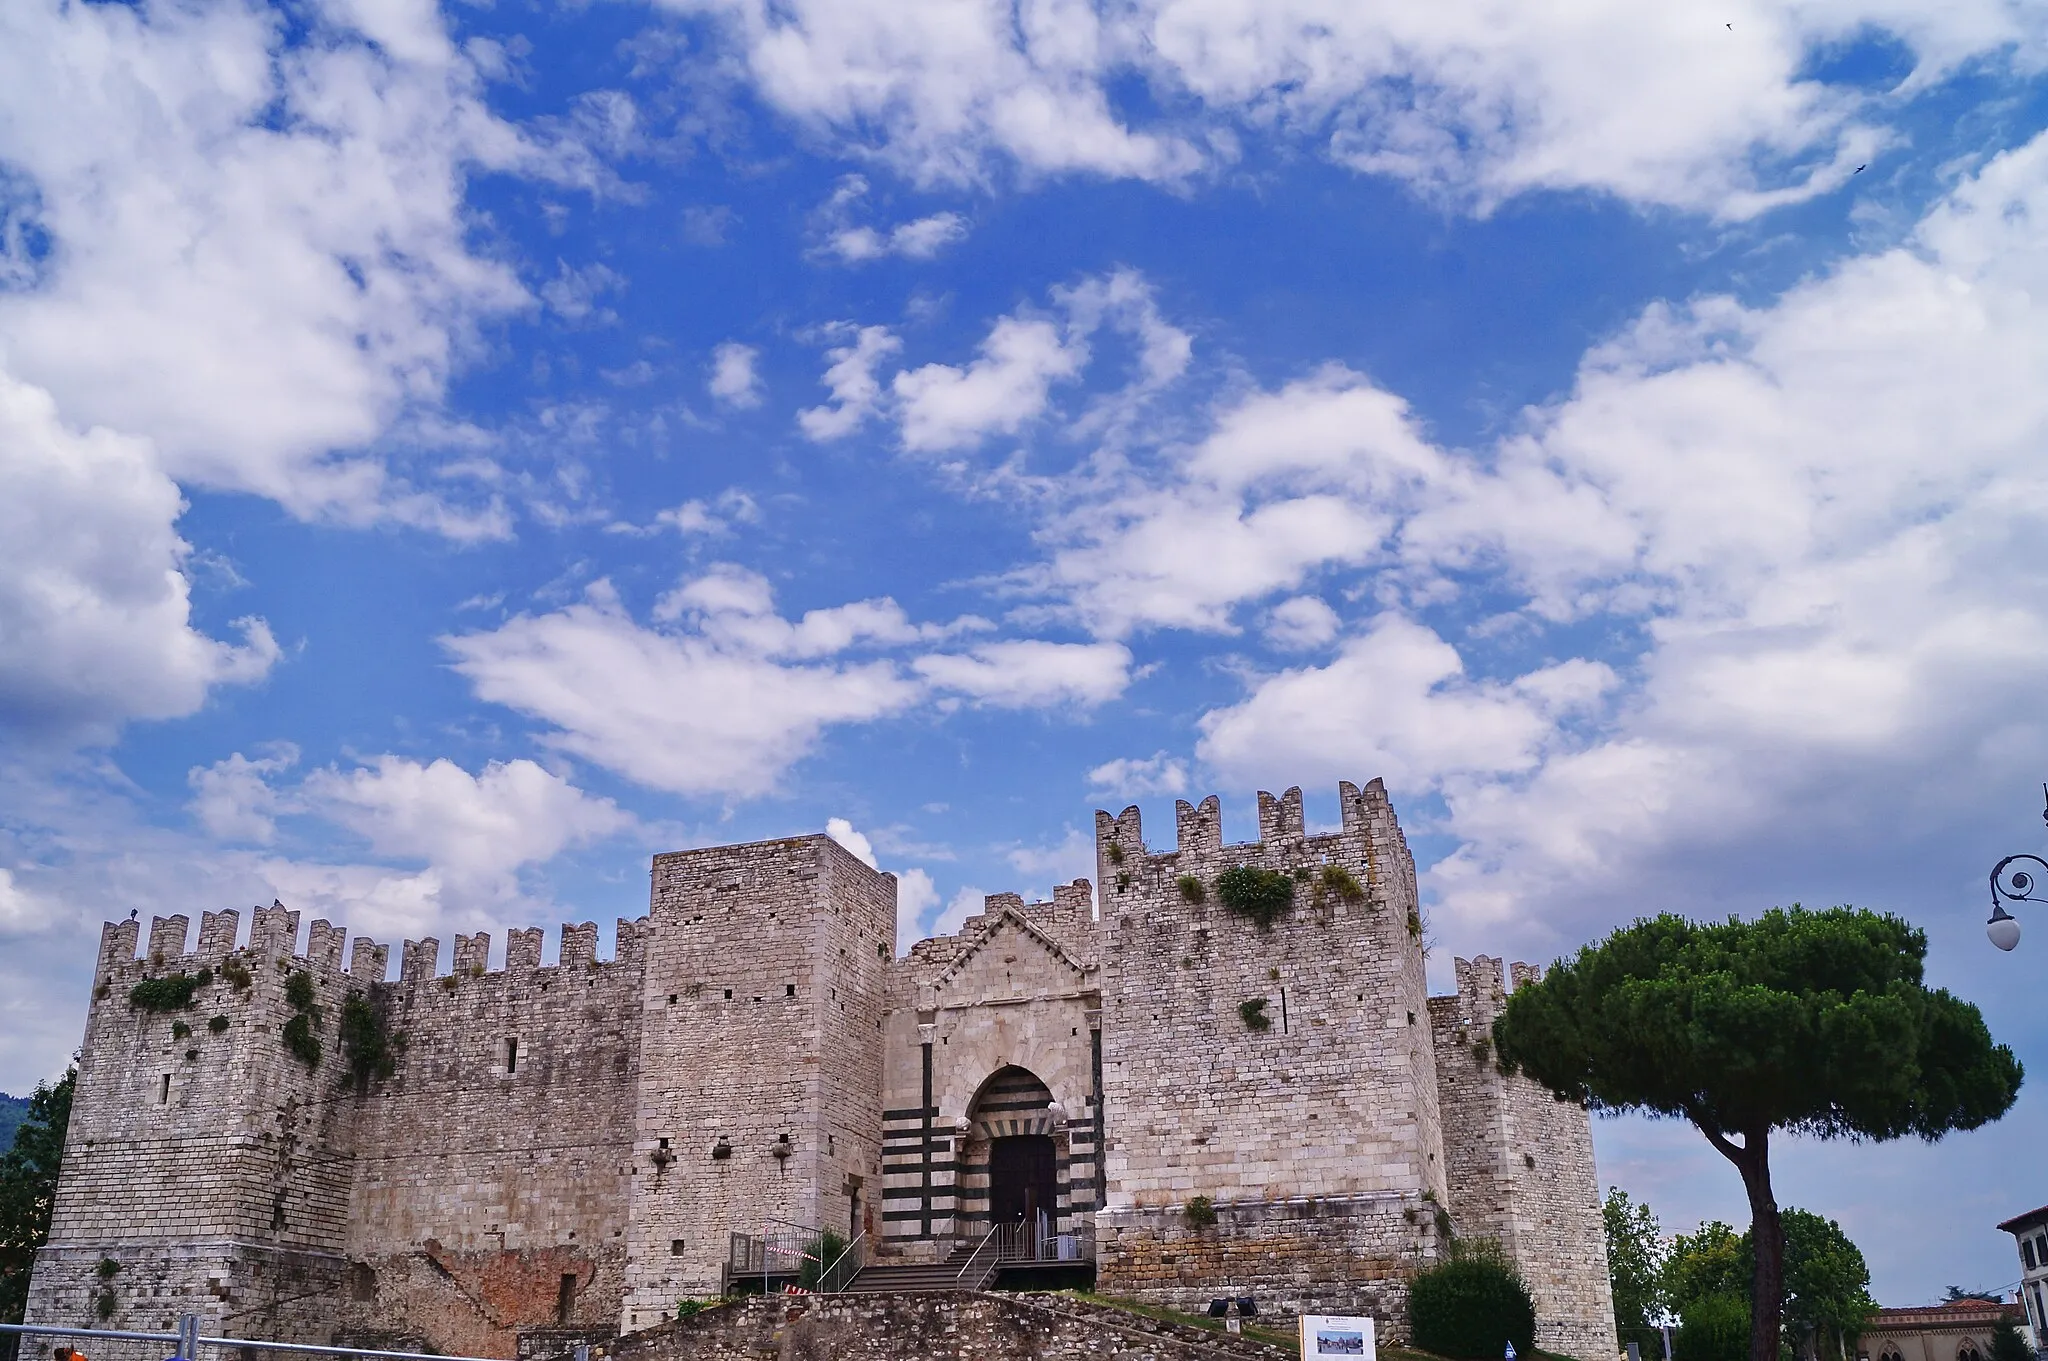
[1238,998,1271,1032]
[220,957,253,991]
[1183,1196,1217,1229]
[193,966,214,988]
[95,1257,120,1280]
[209,1014,230,1034]
[1176,874,1205,904]
[1215,866,1293,931]
[128,974,201,1013]
[1105,841,1125,866]
[339,990,401,1092]
[285,969,318,1012]
[171,1021,190,1041]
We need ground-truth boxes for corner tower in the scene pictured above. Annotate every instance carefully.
[620,835,896,1329]
[1093,779,1450,1324]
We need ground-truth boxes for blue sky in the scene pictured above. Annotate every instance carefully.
[5,0,2048,1310]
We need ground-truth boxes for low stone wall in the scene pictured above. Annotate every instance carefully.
[1096,1193,1444,1330]
[586,1291,1289,1361]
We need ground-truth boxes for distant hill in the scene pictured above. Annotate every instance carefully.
[0,1091,30,1153]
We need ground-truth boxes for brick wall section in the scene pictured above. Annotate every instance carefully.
[1093,780,1449,1322]
[1429,956,1618,1361]
[580,1291,1290,1361]
[621,836,894,1326]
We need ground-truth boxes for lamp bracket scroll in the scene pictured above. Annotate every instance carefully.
[1985,784,2048,952]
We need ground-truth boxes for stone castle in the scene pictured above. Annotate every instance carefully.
[26,778,1617,1358]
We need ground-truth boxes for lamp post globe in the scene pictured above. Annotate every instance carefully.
[1987,904,2021,952]
[1984,785,2048,952]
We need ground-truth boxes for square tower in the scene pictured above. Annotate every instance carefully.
[620,835,895,1328]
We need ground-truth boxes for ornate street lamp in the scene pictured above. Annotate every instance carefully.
[1985,784,2048,951]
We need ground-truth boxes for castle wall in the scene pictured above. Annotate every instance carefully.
[341,919,649,1355]
[1091,780,1450,1324]
[1430,956,1618,1361]
[620,836,894,1329]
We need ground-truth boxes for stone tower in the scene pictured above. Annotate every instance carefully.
[1428,957,1619,1360]
[1091,779,1453,1319]
[619,835,897,1326]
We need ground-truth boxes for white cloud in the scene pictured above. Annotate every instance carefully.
[1085,753,1189,798]
[914,639,1132,707]
[444,580,925,798]
[798,324,903,440]
[541,260,625,325]
[187,745,302,844]
[828,212,970,262]
[0,374,279,742]
[826,816,878,868]
[0,0,561,525]
[895,866,939,948]
[300,756,633,898]
[708,341,764,408]
[654,0,2035,215]
[930,884,988,939]
[0,868,50,933]
[893,315,1088,453]
[1264,596,1341,651]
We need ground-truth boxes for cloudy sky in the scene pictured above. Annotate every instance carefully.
[4,0,2047,1308]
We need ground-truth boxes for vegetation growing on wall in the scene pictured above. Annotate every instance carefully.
[128,974,200,1013]
[282,970,322,1069]
[339,991,401,1091]
[219,958,253,991]
[1215,867,1294,930]
[1183,1196,1217,1228]
[1176,874,1205,904]
[1238,998,1272,1032]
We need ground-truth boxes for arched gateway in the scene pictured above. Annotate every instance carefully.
[967,1066,1065,1248]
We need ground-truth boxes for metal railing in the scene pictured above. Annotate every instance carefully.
[0,1319,504,1361]
[954,1223,1003,1289]
[817,1229,868,1293]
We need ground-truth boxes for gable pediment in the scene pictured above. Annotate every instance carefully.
[929,907,1090,1003]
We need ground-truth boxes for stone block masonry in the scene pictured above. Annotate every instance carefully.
[27,775,1616,1360]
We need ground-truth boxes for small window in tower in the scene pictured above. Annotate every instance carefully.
[724,988,732,1000]
[160,1073,171,1104]
[506,1038,519,1074]
[877,942,887,958]
[556,1272,576,1324]
[786,984,796,997]
[670,1239,686,1256]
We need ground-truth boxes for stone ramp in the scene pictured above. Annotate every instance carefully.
[584,1290,1292,1360]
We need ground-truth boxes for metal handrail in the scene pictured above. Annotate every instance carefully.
[818,1228,868,1292]
[0,1320,505,1361]
[954,1222,1003,1289]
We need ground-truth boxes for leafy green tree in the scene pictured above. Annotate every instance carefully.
[1775,1210,1874,1361]
[1492,908,2023,1361]
[1988,1317,2032,1361]
[1606,1187,1669,1344]
[0,1067,75,1332]
[1666,1221,1749,1314]
[1676,1292,1750,1361]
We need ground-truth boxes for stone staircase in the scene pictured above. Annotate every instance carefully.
[841,1243,983,1293]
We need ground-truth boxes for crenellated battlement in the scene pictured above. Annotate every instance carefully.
[93,903,650,997]
[1095,777,1410,867]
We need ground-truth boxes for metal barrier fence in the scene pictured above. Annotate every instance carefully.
[0,1319,502,1361]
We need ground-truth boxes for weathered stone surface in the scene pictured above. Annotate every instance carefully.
[585,1291,1288,1361]
[25,781,1616,1360]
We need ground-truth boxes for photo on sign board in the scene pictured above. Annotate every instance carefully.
[1299,1314,1377,1361]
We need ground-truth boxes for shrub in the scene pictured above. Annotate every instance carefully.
[340,991,399,1090]
[129,975,200,1012]
[1239,998,1272,1032]
[171,1021,191,1041]
[95,1257,121,1280]
[1105,841,1125,866]
[1215,867,1295,930]
[208,1015,230,1034]
[675,1298,717,1320]
[95,1289,116,1320]
[1990,1319,2032,1361]
[282,1012,321,1069]
[798,1230,847,1291]
[1184,1196,1217,1228]
[193,966,214,988]
[1319,864,1366,904]
[1409,1243,1537,1361]
[1407,907,1424,938]
[285,969,318,1012]
[220,958,253,991]
[1674,1293,1749,1361]
[1177,874,1206,904]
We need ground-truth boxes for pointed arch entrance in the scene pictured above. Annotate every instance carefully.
[966,1066,1064,1248]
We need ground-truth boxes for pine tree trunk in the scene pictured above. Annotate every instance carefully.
[1737,1130,1785,1361]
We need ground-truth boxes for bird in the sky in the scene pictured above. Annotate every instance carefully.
[127,908,138,922]
[1854,164,1867,173]
[1726,22,1732,28]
